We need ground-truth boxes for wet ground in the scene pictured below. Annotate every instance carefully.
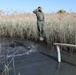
[0,37,76,75]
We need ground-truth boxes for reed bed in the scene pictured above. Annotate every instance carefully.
[0,12,76,48]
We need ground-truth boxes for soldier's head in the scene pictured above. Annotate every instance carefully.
[38,6,42,12]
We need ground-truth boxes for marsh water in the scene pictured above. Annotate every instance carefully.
[0,37,76,75]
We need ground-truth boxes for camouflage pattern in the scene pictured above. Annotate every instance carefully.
[33,9,44,37]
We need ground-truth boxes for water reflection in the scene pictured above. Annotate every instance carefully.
[54,63,61,75]
[0,38,76,75]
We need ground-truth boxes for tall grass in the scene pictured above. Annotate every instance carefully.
[0,11,76,47]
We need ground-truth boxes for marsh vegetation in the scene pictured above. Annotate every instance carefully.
[0,11,76,48]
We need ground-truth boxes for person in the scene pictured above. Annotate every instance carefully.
[33,6,44,41]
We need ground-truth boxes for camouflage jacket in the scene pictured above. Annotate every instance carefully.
[33,9,44,21]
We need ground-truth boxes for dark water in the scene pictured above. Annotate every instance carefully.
[0,37,76,75]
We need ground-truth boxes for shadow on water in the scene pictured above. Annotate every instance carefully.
[39,52,58,62]
[40,52,76,75]
[0,38,76,75]
[62,59,76,67]
[40,52,76,67]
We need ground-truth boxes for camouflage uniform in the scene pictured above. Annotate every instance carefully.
[33,9,44,37]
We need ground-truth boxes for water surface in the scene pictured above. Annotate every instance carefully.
[0,37,76,75]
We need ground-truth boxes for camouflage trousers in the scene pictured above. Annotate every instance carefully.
[37,20,44,37]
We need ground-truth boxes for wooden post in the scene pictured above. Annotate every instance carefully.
[56,46,61,63]
[54,43,76,63]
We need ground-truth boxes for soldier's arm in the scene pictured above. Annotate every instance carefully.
[33,9,38,14]
[43,13,45,21]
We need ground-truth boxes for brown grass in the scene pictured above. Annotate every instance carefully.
[0,12,76,48]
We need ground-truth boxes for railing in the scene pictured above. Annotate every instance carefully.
[54,43,76,63]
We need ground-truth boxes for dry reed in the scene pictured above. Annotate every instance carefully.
[0,11,76,48]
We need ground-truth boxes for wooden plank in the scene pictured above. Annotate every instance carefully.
[54,43,76,48]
